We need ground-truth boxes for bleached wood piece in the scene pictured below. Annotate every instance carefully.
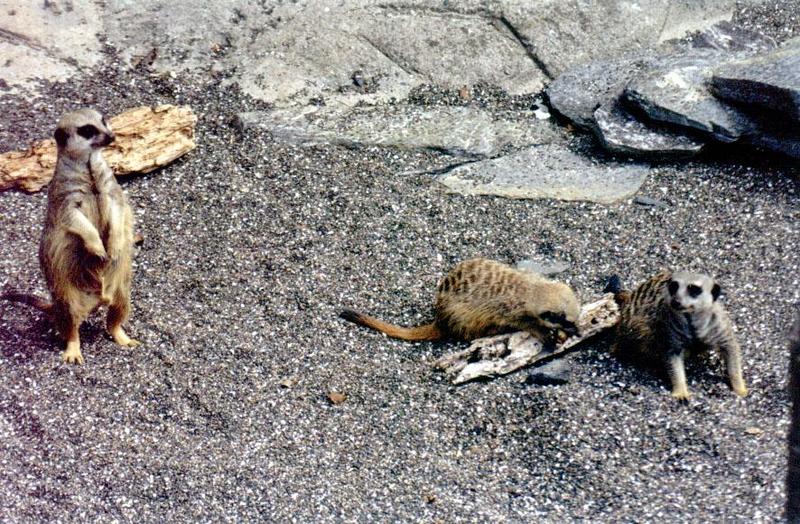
[434,293,620,384]
[0,104,197,192]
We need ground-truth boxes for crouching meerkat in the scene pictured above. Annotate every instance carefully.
[606,271,747,400]
[340,258,581,345]
[5,109,139,364]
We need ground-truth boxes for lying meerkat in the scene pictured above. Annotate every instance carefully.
[340,258,581,346]
[4,109,139,364]
[606,271,747,400]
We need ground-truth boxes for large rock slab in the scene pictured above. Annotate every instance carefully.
[625,51,757,142]
[503,0,737,78]
[0,1,102,94]
[438,143,648,203]
[711,37,800,121]
[237,105,561,158]
[103,1,549,106]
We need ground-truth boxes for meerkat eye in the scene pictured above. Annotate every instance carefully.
[667,280,679,295]
[77,125,99,139]
[687,284,702,298]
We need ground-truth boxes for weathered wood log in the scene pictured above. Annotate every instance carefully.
[434,293,620,384]
[788,312,800,522]
[0,104,197,193]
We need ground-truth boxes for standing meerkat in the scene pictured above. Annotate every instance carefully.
[340,258,581,345]
[5,109,139,364]
[606,270,747,400]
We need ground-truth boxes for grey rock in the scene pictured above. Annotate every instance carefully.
[683,20,778,53]
[546,53,659,129]
[0,1,102,95]
[743,115,800,159]
[525,360,571,386]
[504,0,737,79]
[515,259,570,276]
[634,195,669,208]
[237,105,561,158]
[592,99,705,159]
[711,37,800,121]
[438,143,648,204]
[625,51,757,142]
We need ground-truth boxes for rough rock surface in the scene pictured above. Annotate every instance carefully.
[237,105,561,158]
[625,51,758,142]
[0,1,102,94]
[545,53,658,129]
[438,143,648,204]
[2,0,741,105]
[711,37,800,121]
[503,0,737,78]
[592,99,705,159]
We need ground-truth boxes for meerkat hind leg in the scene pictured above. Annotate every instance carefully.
[667,353,691,400]
[107,294,140,347]
[719,341,748,397]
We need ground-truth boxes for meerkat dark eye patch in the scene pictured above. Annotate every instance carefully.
[668,280,679,295]
[54,128,68,147]
[712,283,721,301]
[687,284,703,298]
[77,125,99,139]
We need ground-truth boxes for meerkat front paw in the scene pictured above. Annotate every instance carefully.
[670,387,691,401]
[61,344,84,365]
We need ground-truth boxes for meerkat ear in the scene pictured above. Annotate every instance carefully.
[712,283,721,301]
[54,128,68,147]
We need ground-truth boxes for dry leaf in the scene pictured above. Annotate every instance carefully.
[745,426,764,436]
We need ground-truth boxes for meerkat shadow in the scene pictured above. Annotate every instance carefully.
[0,306,108,363]
[0,308,58,362]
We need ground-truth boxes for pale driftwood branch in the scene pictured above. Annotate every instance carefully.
[0,104,198,193]
[434,293,620,384]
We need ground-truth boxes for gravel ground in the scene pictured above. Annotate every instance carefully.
[1,13,800,523]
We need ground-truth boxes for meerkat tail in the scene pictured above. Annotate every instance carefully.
[1,292,53,312]
[339,309,443,341]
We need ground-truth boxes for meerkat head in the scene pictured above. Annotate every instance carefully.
[666,271,721,313]
[518,282,581,339]
[53,108,115,161]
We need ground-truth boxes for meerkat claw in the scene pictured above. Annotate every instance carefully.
[110,327,140,347]
[671,389,691,401]
[61,348,84,365]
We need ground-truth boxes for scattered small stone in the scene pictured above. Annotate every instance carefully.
[352,70,366,88]
[745,426,765,436]
[458,86,471,101]
[279,378,297,389]
[525,360,571,386]
[327,392,347,405]
[515,259,570,276]
[634,196,669,208]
